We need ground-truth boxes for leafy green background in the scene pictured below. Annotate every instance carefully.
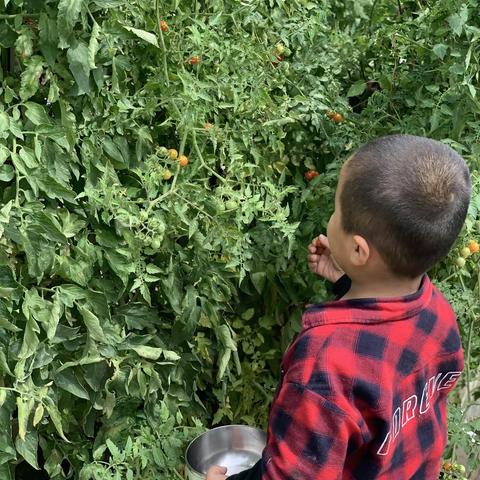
[0,0,479,478]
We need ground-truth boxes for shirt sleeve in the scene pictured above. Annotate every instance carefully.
[258,381,363,480]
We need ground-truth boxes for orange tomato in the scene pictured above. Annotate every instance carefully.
[179,155,188,167]
[332,113,344,123]
[160,20,169,32]
[468,240,479,253]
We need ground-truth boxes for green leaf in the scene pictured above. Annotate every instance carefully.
[15,430,39,470]
[39,13,58,65]
[0,391,16,467]
[88,21,101,69]
[58,0,84,48]
[58,211,86,238]
[0,349,13,376]
[19,147,37,168]
[0,464,13,480]
[32,404,44,427]
[79,306,106,342]
[19,56,44,101]
[130,345,180,361]
[448,5,468,36]
[0,316,21,333]
[123,26,159,47]
[24,102,51,126]
[44,397,69,442]
[18,317,40,360]
[67,42,91,95]
[0,112,9,133]
[30,211,68,244]
[106,439,121,461]
[16,396,34,441]
[251,272,266,294]
[0,145,10,165]
[347,80,366,97]
[0,165,14,182]
[54,368,90,400]
[36,172,77,203]
[432,44,447,60]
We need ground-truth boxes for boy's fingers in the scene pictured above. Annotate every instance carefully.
[208,466,227,475]
[209,466,227,473]
[318,234,330,248]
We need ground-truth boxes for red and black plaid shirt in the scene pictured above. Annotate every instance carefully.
[230,275,464,480]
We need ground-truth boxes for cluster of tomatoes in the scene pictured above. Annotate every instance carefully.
[158,147,189,181]
[441,461,467,479]
[456,239,479,268]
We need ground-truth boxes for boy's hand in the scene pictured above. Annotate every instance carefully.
[206,466,227,480]
[308,234,344,283]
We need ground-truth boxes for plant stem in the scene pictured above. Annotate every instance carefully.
[154,0,170,88]
[465,313,475,403]
[0,13,40,19]
[173,192,213,220]
[191,129,226,183]
[13,139,20,208]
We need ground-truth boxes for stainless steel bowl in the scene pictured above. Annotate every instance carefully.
[185,425,266,479]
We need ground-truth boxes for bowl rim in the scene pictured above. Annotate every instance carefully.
[185,424,266,476]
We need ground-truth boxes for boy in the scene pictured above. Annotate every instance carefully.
[207,135,470,480]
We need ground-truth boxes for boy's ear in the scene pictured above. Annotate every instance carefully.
[350,235,370,266]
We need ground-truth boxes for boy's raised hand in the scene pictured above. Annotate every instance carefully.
[308,234,344,283]
[206,466,227,480]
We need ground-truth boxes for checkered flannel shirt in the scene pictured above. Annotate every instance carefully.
[229,275,464,480]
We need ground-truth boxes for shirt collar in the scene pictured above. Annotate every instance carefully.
[302,274,433,329]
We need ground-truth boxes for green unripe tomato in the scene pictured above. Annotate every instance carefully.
[158,147,168,156]
[225,200,237,210]
[460,247,471,258]
[455,257,466,268]
[456,464,466,474]
[275,43,285,55]
[150,238,161,249]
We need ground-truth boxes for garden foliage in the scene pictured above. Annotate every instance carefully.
[0,0,479,478]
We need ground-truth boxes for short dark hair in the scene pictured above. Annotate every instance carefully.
[340,135,471,278]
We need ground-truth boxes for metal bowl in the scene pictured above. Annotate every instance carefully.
[185,425,266,479]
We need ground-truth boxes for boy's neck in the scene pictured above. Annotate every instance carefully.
[340,275,423,301]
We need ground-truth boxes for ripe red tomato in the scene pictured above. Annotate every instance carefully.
[188,55,201,65]
[272,54,285,67]
[305,170,319,182]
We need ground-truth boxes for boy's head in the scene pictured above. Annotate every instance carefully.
[327,135,471,280]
